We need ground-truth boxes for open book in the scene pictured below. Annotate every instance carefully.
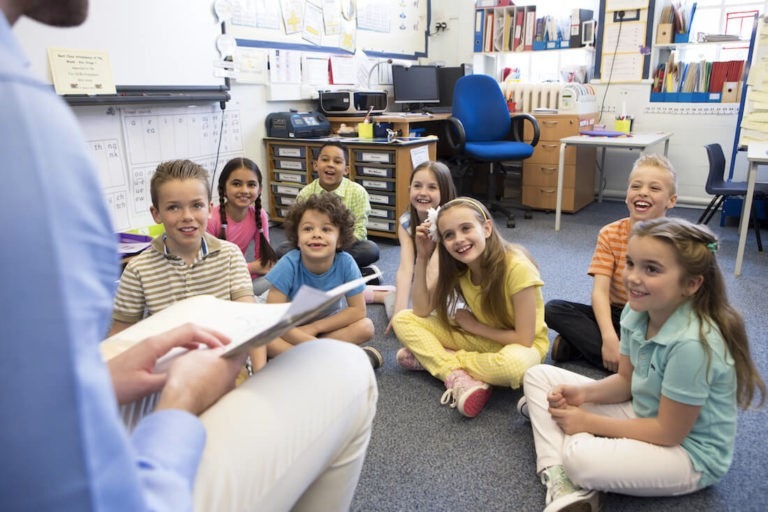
[100,273,378,365]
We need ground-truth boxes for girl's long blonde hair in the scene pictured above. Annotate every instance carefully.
[432,197,536,328]
[632,217,765,409]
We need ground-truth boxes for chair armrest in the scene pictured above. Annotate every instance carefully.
[510,113,540,148]
[444,116,466,153]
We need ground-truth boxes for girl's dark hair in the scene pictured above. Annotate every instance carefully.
[632,217,765,409]
[216,157,277,267]
[283,192,356,251]
[408,161,457,244]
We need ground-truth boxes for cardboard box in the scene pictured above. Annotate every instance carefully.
[722,82,739,103]
[656,23,673,44]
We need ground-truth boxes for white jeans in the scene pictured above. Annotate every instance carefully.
[194,339,378,511]
[523,364,701,497]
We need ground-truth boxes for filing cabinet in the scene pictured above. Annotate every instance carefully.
[264,138,436,239]
[522,114,596,212]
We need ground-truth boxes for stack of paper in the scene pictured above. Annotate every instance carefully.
[740,17,768,145]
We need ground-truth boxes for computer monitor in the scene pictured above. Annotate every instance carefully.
[391,65,440,112]
[437,65,468,109]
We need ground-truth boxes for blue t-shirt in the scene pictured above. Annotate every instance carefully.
[266,250,363,317]
[620,301,737,488]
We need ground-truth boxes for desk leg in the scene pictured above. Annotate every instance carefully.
[734,161,757,276]
[556,142,566,231]
[597,147,607,202]
[663,138,670,156]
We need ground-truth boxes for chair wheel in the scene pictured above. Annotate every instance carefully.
[524,212,532,219]
[507,218,516,228]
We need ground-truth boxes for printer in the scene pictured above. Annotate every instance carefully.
[318,90,387,116]
[265,110,331,138]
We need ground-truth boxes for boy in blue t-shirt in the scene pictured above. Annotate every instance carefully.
[266,193,380,366]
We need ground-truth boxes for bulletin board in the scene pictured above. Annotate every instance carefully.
[76,104,244,232]
[12,0,227,95]
[221,0,430,59]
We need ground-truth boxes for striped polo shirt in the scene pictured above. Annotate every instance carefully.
[587,217,630,306]
[112,232,253,324]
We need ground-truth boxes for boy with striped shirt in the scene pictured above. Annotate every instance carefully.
[109,159,262,367]
[544,155,677,372]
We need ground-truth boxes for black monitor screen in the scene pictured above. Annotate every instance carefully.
[392,65,440,107]
[437,66,466,107]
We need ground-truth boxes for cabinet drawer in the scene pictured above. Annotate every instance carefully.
[357,164,395,178]
[271,145,306,158]
[354,149,395,164]
[368,191,396,206]
[527,143,577,165]
[272,158,306,171]
[274,170,307,185]
[527,116,579,141]
[523,163,578,188]
[370,206,396,220]
[271,183,302,197]
[356,177,396,192]
[367,219,396,232]
[522,185,593,213]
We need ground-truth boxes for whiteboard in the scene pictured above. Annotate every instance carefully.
[12,0,225,88]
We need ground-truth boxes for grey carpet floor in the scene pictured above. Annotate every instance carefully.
[271,200,768,512]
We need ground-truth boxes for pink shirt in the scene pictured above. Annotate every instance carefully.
[207,205,271,278]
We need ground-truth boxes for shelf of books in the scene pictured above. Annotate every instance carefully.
[473,4,594,54]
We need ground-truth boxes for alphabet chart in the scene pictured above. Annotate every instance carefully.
[76,103,243,232]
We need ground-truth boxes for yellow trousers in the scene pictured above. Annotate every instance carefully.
[392,310,545,388]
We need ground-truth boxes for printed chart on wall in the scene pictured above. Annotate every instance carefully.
[601,0,649,83]
[77,104,243,232]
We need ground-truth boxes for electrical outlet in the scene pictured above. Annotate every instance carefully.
[602,105,616,113]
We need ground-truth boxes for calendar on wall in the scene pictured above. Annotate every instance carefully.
[76,103,243,232]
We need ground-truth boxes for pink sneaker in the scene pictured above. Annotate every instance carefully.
[441,369,492,418]
[396,347,425,371]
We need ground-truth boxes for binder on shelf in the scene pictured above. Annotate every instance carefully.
[473,9,485,52]
[493,7,506,51]
[570,9,593,48]
[513,6,525,51]
[502,8,513,52]
[484,11,495,52]
[524,6,536,51]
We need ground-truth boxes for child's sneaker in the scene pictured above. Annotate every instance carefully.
[360,265,382,286]
[362,346,383,370]
[541,465,600,512]
[440,369,492,418]
[517,395,530,421]
[396,347,425,371]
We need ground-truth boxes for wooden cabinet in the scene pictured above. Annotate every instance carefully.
[522,114,595,212]
[264,137,436,239]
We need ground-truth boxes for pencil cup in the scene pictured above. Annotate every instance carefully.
[357,122,373,139]
[614,118,632,134]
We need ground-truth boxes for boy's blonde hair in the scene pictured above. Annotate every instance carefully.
[150,159,211,207]
[629,154,677,195]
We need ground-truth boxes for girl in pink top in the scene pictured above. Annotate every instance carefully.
[208,157,277,295]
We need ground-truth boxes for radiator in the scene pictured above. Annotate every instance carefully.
[501,82,562,112]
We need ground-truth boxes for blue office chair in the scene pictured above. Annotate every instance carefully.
[444,74,540,228]
[697,143,766,251]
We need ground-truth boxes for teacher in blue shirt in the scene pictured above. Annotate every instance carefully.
[0,1,377,511]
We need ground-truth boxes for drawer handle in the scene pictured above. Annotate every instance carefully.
[539,188,556,194]
[542,121,559,126]
[541,167,557,174]
[541,143,559,150]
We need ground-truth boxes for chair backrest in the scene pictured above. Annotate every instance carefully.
[704,143,727,194]
[452,74,511,142]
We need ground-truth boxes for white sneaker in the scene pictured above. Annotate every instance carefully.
[516,396,529,421]
[541,465,600,512]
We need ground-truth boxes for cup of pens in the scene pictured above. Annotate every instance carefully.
[614,117,632,134]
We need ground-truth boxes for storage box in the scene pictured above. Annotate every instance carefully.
[656,23,673,44]
[721,82,739,103]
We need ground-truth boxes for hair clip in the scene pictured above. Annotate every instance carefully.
[425,207,440,242]
[706,242,718,253]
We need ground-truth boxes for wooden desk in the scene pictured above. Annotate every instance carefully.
[264,136,436,239]
[735,143,768,275]
[555,132,673,231]
[326,112,451,139]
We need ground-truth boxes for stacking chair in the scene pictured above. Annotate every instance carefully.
[444,74,540,228]
[698,143,767,251]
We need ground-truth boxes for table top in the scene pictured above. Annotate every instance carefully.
[747,142,768,164]
[264,135,437,146]
[560,131,673,148]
